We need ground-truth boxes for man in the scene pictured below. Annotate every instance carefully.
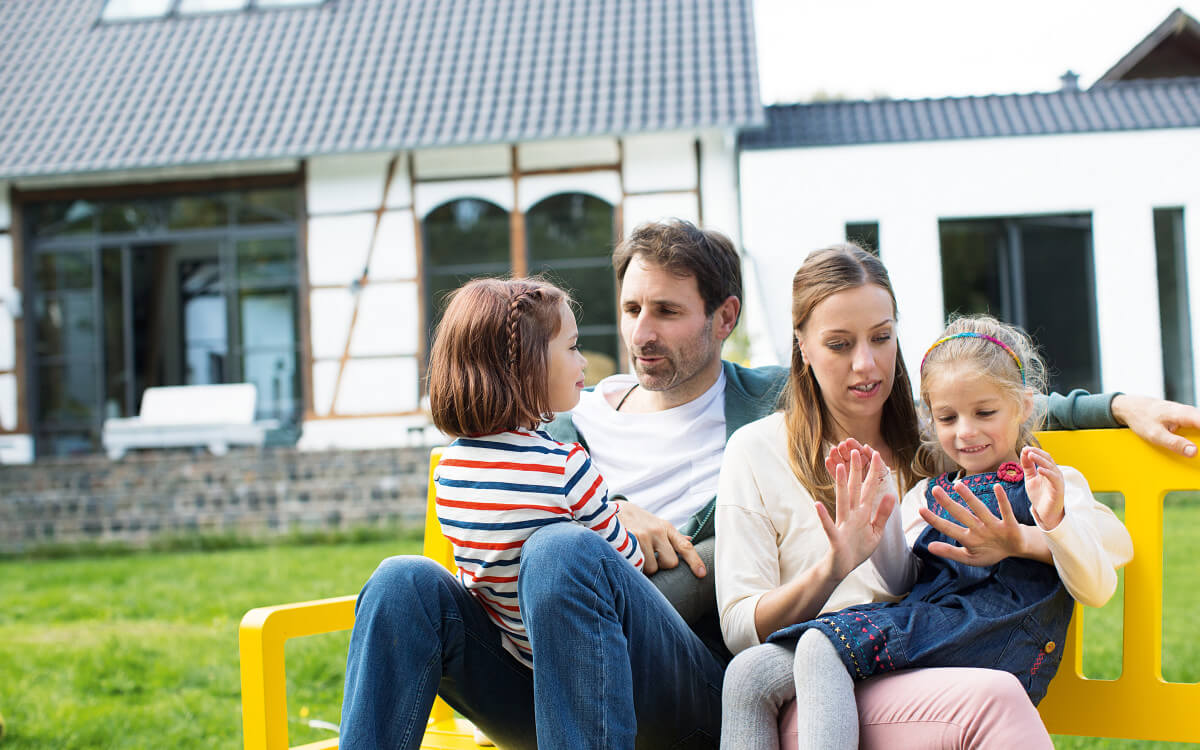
[340,219,1200,750]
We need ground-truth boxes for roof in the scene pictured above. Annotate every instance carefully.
[740,77,1200,150]
[0,0,764,180]
[1098,8,1200,83]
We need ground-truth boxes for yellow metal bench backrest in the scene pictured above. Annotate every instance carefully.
[424,448,457,725]
[1035,428,1200,742]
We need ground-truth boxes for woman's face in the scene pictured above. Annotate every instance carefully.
[796,284,898,433]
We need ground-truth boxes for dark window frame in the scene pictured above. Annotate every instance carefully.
[20,180,304,457]
[938,213,1102,394]
[419,192,620,394]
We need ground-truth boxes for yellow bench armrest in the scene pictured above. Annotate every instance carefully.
[240,597,357,750]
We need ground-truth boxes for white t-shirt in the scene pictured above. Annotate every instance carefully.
[569,370,727,528]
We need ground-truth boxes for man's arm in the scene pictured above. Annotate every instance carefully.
[1041,389,1200,458]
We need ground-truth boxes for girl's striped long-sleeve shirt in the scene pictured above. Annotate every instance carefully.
[434,429,644,667]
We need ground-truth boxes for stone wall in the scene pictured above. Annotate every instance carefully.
[0,445,432,554]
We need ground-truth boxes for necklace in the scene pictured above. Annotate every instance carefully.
[615,383,638,411]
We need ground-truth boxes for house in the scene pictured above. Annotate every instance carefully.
[0,0,762,462]
[2,2,1196,467]
[737,12,1200,406]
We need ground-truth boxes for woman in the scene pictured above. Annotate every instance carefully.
[714,243,1113,749]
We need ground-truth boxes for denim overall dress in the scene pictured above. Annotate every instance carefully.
[768,463,1075,704]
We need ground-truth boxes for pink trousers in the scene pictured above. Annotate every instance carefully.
[779,667,1054,750]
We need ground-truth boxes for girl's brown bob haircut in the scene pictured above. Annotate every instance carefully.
[428,277,569,437]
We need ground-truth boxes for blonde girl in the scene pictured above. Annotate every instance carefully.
[754,314,1132,749]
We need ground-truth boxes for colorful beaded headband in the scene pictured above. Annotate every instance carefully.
[920,332,1025,385]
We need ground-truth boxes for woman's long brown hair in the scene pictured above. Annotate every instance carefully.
[783,244,921,512]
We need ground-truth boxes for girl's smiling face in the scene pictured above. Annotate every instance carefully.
[546,300,587,413]
[927,364,1032,474]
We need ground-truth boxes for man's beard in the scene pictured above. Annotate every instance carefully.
[630,318,716,393]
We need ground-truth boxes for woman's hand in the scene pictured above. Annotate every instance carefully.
[1021,446,1066,529]
[920,479,1049,565]
[818,449,897,579]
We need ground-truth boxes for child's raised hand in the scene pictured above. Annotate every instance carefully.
[921,481,1027,566]
[1022,446,1066,529]
[817,449,897,579]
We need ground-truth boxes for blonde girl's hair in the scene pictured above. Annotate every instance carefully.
[912,314,1049,477]
[783,243,921,513]
[427,277,569,437]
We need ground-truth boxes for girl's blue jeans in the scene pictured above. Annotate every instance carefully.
[337,522,725,749]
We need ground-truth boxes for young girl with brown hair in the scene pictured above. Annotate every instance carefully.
[427,277,644,667]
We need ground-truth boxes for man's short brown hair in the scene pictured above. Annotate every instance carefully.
[611,219,743,322]
[428,277,568,437]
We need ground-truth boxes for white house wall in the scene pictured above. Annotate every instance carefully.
[517,137,620,171]
[739,128,1200,399]
[306,152,395,214]
[303,152,423,450]
[413,145,511,179]
[0,184,28,460]
[624,192,701,231]
[623,133,698,193]
[519,172,622,212]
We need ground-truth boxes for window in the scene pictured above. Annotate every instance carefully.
[526,194,619,378]
[422,198,511,351]
[25,188,302,456]
[845,222,879,255]
[421,193,619,385]
[939,214,1100,394]
[1154,208,1194,404]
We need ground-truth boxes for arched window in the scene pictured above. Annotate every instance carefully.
[422,198,511,347]
[525,193,618,381]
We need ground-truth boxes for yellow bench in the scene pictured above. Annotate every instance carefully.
[239,428,1200,749]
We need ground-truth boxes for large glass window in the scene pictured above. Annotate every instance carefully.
[939,214,1100,394]
[422,198,511,351]
[25,187,302,456]
[526,194,618,380]
[1154,208,1194,404]
[421,193,619,385]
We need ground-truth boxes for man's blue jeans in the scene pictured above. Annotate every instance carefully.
[338,523,725,749]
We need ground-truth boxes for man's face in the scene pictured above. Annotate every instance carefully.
[619,257,723,395]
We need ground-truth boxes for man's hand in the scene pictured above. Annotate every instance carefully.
[1111,394,1200,458]
[616,501,706,578]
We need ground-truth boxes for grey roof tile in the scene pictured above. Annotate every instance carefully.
[0,0,764,179]
[742,78,1200,150]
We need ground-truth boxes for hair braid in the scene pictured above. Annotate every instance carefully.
[506,289,538,373]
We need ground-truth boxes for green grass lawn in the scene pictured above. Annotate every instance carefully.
[0,502,1197,750]
[0,536,422,749]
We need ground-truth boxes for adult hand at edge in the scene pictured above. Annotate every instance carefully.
[616,500,706,578]
[1111,393,1200,458]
